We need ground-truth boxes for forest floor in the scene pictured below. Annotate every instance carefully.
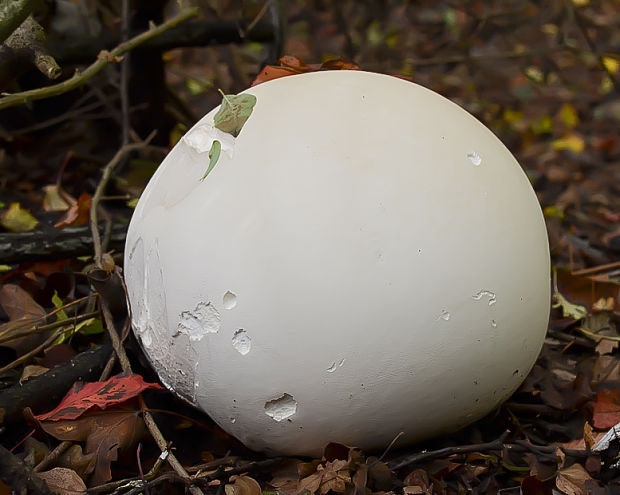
[0,1,619,494]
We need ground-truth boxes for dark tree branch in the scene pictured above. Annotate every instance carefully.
[0,443,55,495]
[0,223,127,264]
[0,342,111,425]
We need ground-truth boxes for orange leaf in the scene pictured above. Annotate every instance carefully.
[54,192,92,228]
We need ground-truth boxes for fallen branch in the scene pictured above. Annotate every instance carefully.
[0,6,199,110]
[386,431,591,471]
[0,341,111,425]
[0,443,54,495]
[0,223,127,264]
[387,431,510,471]
[50,19,276,65]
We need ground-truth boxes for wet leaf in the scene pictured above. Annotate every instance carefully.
[34,372,162,421]
[214,92,257,137]
[1,202,38,232]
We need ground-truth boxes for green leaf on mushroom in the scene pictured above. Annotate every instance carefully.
[214,90,257,137]
[201,140,222,181]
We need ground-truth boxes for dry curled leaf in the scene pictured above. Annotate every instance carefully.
[298,459,351,495]
[39,408,145,485]
[37,467,86,495]
[225,475,262,495]
[555,463,592,495]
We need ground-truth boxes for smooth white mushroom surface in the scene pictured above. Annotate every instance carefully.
[124,71,550,456]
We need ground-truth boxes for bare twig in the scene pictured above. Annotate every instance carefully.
[120,0,131,146]
[87,442,169,493]
[89,132,155,268]
[98,287,204,494]
[0,308,99,375]
[33,440,72,473]
[0,295,96,345]
[0,7,199,110]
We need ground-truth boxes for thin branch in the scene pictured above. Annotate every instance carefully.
[120,0,131,146]
[89,133,155,268]
[33,440,72,473]
[0,7,199,110]
[98,286,204,495]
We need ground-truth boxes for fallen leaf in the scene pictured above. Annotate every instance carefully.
[54,192,91,228]
[34,372,162,421]
[42,184,74,212]
[592,389,620,429]
[298,459,351,495]
[0,202,38,232]
[0,284,48,353]
[213,92,257,137]
[37,467,86,495]
[552,133,585,153]
[57,444,96,479]
[20,364,49,382]
[39,408,145,485]
[251,55,359,86]
[584,422,596,450]
[319,58,360,70]
[279,55,309,71]
[555,463,592,495]
[225,475,262,495]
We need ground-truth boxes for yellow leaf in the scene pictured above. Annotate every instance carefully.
[544,205,565,220]
[602,56,619,74]
[531,115,553,135]
[525,66,544,83]
[502,108,524,125]
[559,103,579,128]
[552,134,585,153]
[1,203,39,232]
[572,0,589,5]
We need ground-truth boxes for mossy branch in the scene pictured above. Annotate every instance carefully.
[0,6,199,110]
[0,0,42,45]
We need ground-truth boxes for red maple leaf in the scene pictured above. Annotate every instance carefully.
[34,372,162,421]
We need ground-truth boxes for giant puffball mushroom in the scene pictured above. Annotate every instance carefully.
[124,71,550,457]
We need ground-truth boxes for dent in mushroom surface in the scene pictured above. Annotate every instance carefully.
[264,394,297,422]
[175,302,221,341]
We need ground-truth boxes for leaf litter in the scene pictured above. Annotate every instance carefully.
[1,1,620,494]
